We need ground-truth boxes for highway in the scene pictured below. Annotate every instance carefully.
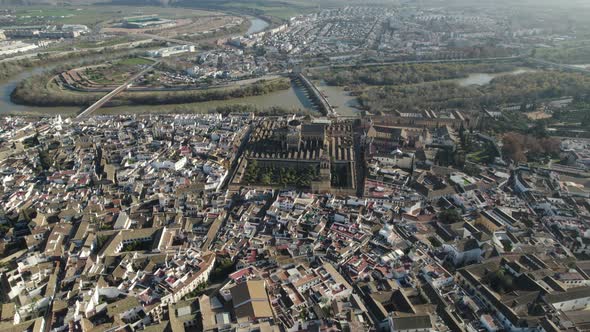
[76,60,159,119]
[0,38,154,64]
[526,57,590,74]
[137,33,200,47]
[306,55,524,70]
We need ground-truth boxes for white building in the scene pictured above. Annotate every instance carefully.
[0,41,38,56]
[442,238,483,266]
[146,45,195,58]
[113,211,132,230]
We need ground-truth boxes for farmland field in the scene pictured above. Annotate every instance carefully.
[5,6,224,27]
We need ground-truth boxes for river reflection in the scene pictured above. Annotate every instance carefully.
[246,18,270,35]
[455,68,535,86]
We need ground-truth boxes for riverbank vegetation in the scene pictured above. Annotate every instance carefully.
[119,79,291,106]
[534,44,590,65]
[11,75,292,107]
[358,71,590,113]
[312,62,520,86]
[0,60,33,81]
[95,103,311,116]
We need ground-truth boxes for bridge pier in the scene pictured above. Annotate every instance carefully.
[291,72,338,117]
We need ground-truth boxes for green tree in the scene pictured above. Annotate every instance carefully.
[261,173,272,185]
[438,209,463,224]
[501,240,513,252]
[484,269,514,294]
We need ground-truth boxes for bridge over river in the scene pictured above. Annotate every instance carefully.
[76,61,160,119]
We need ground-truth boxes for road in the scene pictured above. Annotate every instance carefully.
[526,57,590,74]
[221,124,253,190]
[137,33,200,47]
[306,55,524,70]
[76,60,160,119]
[0,38,154,64]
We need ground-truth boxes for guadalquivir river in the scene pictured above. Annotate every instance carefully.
[0,20,536,118]
[0,17,302,116]
[0,68,318,116]
[0,67,534,116]
[246,18,269,35]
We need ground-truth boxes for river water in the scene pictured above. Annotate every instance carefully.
[0,14,538,118]
[0,17,312,117]
[314,80,361,117]
[455,68,535,86]
[0,67,317,116]
[98,81,317,115]
[246,18,270,35]
[1,63,85,116]
[314,68,538,116]
[0,57,534,117]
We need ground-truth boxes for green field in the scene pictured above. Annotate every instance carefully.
[219,0,398,19]
[13,7,104,25]
[5,1,343,26]
[81,57,153,85]
[73,37,137,49]
[116,57,155,66]
[172,0,320,20]
[225,2,315,20]
[40,36,141,52]
[6,6,221,26]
